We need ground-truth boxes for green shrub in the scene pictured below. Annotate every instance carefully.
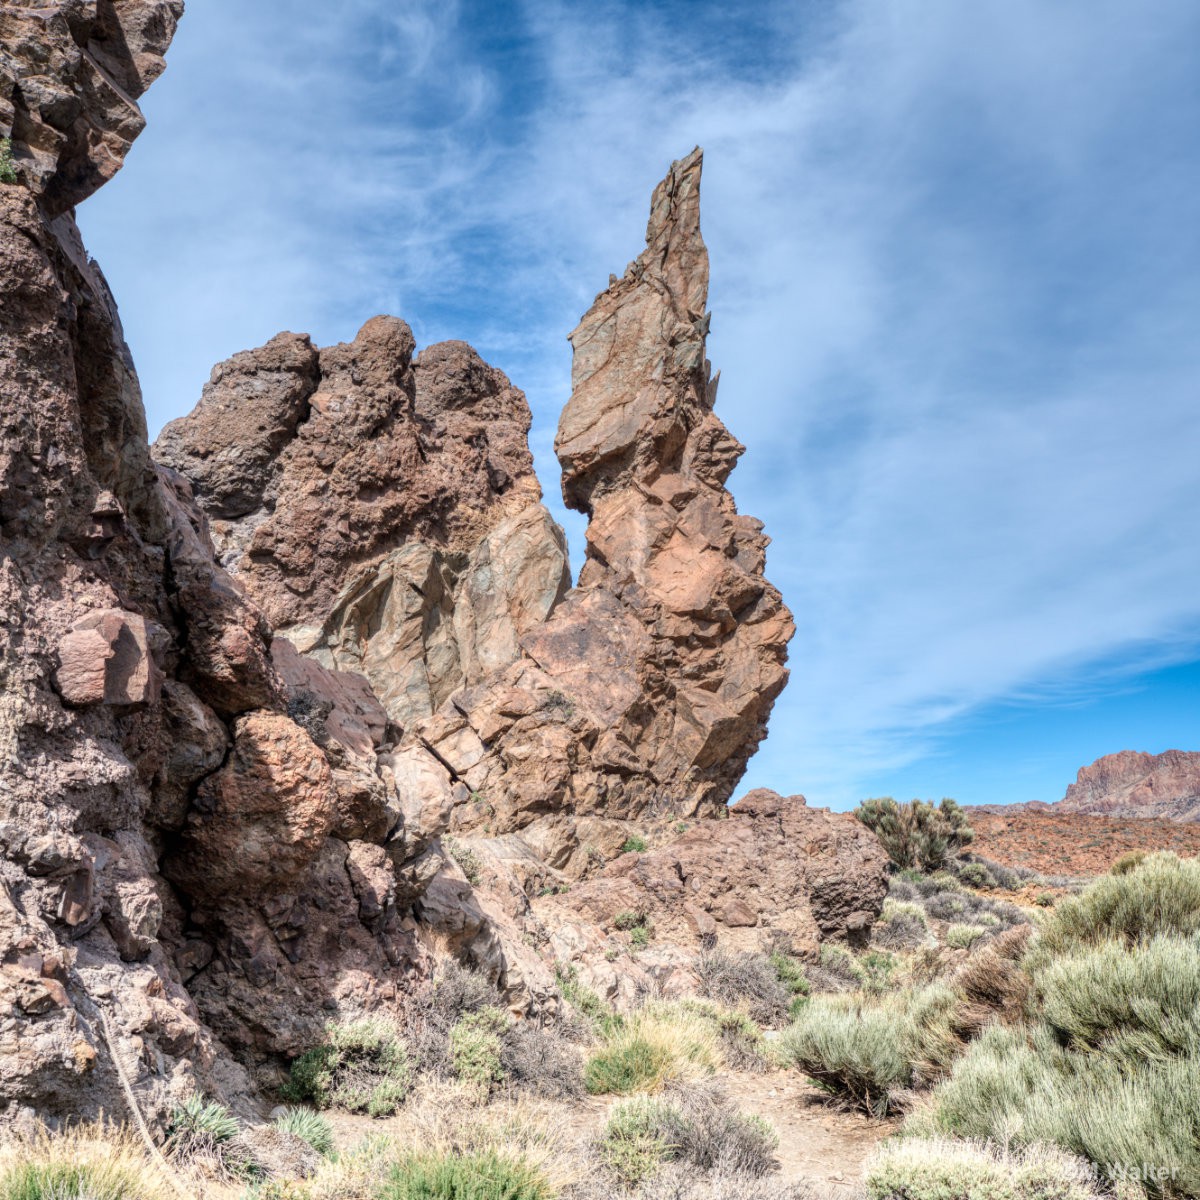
[599,1086,778,1187]
[1111,849,1148,875]
[614,909,647,931]
[555,963,624,1038]
[599,1095,677,1186]
[780,985,958,1116]
[945,924,988,950]
[957,861,995,889]
[282,1015,411,1116]
[450,1006,508,1096]
[1035,936,1200,1065]
[1035,892,1055,907]
[273,1107,334,1157]
[585,1034,674,1095]
[873,900,930,950]
[380,1150,552,1200]
[621,835,648,854]
[1035,852,1200,957]
[0,138,17,185]
[866,1136,1098,1200]
[854,797,974,872]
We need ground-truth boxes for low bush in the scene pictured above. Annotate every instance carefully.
[955,861,995,889]
[621,835,648,854]
[499,1020,585,1099]
[380,1150,553,1200]
[696,949,792,1025]
[282,1015,411,1116]
[780,985,959,1116]
[451,1006,508,1097]
[0,1128,173,1200]
[873,900,930,950]
[599,1084,778,1188]
[865,1136,1098,1200]
[1035,852,1200,956]
[444,837,482,886]
[945,924,988,950]
[555,963,624,1040]
[165,1093,240,1161]
[768,951,811,1017]
[585,1003,721,1095]
[1111,849,1148,875]
[273,1107,334,1157]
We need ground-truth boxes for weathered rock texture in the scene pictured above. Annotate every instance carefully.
[2,1,876,1132]
[0,0,430,1127]
[156,148,795,878]
[1057,750,1200,822]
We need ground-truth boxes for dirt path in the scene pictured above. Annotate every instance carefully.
[723,1069,896,1192]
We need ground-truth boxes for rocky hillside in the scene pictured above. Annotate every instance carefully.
[0,0,885,1130]
[1055,749,1200,822]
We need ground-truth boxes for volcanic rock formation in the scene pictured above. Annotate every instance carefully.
[0,1,883,1132]
[1057,750,1200,822]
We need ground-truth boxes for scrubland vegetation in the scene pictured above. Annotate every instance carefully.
[5,823,1199,1200]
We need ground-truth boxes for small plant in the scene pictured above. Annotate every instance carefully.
[555,963,624,1038]
[957,861,995,889]
[450,1006,508,1097]
[584,1002,721,1094]
[1035,892,1055,907]
[873,900,930,950]
[769,951,811,1018]
[281,1015,411,1116]
[696,948,793,1025]
[0,138,17,185]
[674,821,689,833]
[0,1128,175,1200]
[945,924,988,950]
[380,1150,553,1200]
[630,924,651,949]
[585,1034,674,1095]
[1110,849,1147,875]
[444,837,482,886]
[621,835,648,854]
[599,1095,676,1186]
[544,689,575,719]
[165,1093,240,1157]
[273,1106,335,1157]
[614,909,647,930]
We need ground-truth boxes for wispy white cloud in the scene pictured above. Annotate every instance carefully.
[81,0,1200,807]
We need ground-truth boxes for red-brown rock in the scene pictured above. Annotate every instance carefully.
[1057,750,1200,822]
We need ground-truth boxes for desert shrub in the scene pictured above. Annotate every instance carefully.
[282,1015,411,1116]
[924,885,1026,932]
[854,797,974,872]
[499,1021,585,1098]
[0,139,16,185]
[780,985,958,1116]
[380,1150,553,1200]
[451,1006,508,1097]
[1035,852,1200,957]
[1034,935,1200,1064]
[585,1003,720,1095]
[273,1107,334,1157]
[970,855,1023,891]
[599,1085,778,1187]
[164,1093,240,1169]
[768,952,811,1017]
[621,835,648,854]
[945,924,989,951]
[873,900,930,950]
[0,1129,174,1200]
[916,871,962,897]
[1111,849,1148,876]
[696,949,792,1024]
[865,1136,1098,1200]
[917,1022,1200,1195]
[949,929,1030,1037]
[956,861,995,890]
[1036,892,1055,907]
[815,943,863,989]
[405,957,503,1075]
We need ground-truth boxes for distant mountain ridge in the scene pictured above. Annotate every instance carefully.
[1056,749,1200,822]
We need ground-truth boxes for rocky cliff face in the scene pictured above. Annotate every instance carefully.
[1057,750,1200,822]
[1,3,883,1131]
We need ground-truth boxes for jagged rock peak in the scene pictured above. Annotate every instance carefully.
[0,0,184,215]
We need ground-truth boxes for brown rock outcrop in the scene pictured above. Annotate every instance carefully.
[532,791,887,1002]
[1057,750,1200,822]
[0,2,430,1126]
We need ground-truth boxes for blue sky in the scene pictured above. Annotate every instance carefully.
[79,0,1200,810]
